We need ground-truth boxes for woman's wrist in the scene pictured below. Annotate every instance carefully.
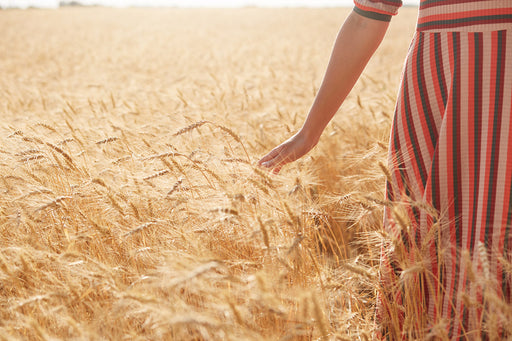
[297,125,322,146]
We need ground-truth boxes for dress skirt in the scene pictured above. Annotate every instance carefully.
[381,29,512,340]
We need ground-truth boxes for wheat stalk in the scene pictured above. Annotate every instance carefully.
[96,137,119,145]
[123,221,157,237]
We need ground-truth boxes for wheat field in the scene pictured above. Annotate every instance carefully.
[0,7,424,340]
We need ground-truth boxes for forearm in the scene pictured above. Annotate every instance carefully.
[300,10,390,142]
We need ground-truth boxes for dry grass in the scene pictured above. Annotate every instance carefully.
[3,6,509,341]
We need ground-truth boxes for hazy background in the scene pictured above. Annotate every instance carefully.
[0,0,419,8]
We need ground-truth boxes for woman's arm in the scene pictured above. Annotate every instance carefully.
[258,10,390,173]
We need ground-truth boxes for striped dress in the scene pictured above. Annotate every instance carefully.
[353,0,512,339]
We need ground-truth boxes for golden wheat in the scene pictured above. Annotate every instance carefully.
[3,6,504,341]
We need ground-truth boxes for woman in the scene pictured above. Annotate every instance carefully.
[259,1,512,339]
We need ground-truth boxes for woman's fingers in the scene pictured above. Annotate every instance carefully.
[262,152,287,169]
[258,145,283,166]
[259,144,293,170]
[258,132,312,173]
[272,166,282,175]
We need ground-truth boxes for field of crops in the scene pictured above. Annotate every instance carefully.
[0,7,419,340]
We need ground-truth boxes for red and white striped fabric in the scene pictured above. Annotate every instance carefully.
[417,0,512,32]
[351,0,512,339]
[384,28,512,339]
[354,0,512,32]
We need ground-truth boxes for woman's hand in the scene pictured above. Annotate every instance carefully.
[257,131,318,174]
[258,11,390,175]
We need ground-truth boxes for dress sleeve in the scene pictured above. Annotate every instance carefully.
[353,0,402,22]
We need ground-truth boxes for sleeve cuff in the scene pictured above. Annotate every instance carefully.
[353,6,393,22]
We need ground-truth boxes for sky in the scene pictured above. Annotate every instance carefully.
[0,0,420,8]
